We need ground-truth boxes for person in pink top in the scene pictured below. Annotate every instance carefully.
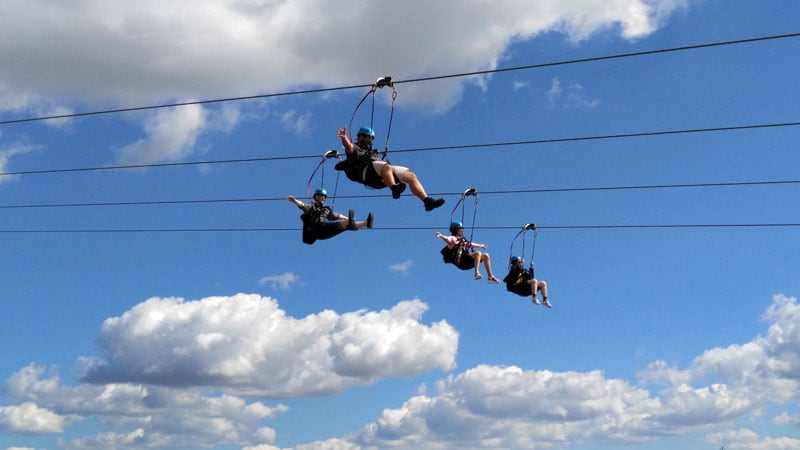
[435,221,500,283]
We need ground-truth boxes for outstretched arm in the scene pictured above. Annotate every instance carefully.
[287,195,304,208]
[338,127,355,155]
[434,232,454,245]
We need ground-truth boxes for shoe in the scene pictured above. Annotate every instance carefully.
[347,209,357,230]
[390,183,406,199]
[532,297,541,305]
[366,212,374,229]
[488,277,500,284]
[424,197,445,211]
[474,273,482,280]
[542,298,552,308]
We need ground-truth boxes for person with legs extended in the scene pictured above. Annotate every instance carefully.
[337,126,445,211]
[287,188,373,245]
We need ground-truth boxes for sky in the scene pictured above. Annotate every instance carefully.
[1,1,799,449]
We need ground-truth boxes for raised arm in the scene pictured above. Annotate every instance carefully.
[337,127,355,155]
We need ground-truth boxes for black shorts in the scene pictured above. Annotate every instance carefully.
[302,222,344,245]
[508,283,532,297]
[451,254,476,271]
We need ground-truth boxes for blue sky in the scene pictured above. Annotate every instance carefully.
[1,1,799,449]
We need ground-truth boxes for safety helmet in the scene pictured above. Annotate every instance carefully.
[314,188,328,197]
[357,126,375,137]
[510,255,523,264]
[449,221,463,233]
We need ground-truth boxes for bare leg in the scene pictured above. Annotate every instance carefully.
[471,251,482,279]
[480,253,499,281]
[537,280,548,299]
[338,212,374,230]
[528,280,540,304]
[354,212,374,230]
[380,163,397,187]
[399,170,428,201]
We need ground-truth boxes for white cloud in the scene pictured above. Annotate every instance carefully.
[0,401,65,434]
[546,77,599,109]
[280,110,313,135]
[280,296,800,449]
[80,294,458,397]
[113,104,208,165]
[0,83,74,126]
[1,294,456,448]
[773,411,800,426]
[389,259,413,275]
[3,295,799,449]
[346,364,757,449]
[0,143,35,182]
[546,77,563,107]
[705,428,800,450]
[0,0,686,114]
[4,364,287,449]
[639,295,800,402]
[259,272,300,290]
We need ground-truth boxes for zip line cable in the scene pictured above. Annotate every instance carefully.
[1,32,797,126]
[2,119,799,177]
[1,178,799,210]
[0,223,798,234]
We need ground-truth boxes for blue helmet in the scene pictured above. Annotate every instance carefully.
[449,221,463,233]
[510,255,523,264]
[314,188,328,197]
[357,126,375,137]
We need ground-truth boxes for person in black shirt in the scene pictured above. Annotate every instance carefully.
[336,126,444,211]
[287,188,373,244]
[503,256,551,307]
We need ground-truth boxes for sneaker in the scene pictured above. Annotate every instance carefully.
[488,277,500,284]
[390,182,406,199]
[347,209,357,230]
[542,298,552,308]
[424,197,445,211]
[532,297,541,305]
[474,273,482,280]
[366,212,374,229]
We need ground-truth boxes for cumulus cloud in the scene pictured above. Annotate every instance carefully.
[0,401,64,434]
[3,295,799,449]
[4,364,286,448]
[705,428,800,450]
[773,411,800,426]
[0,0,685,166]
[259,272,300,290]
[80,294,458,397]
[638,294,800,402]
[1,294,456,448]
[346,365,751,449]
[278,296,800,449]
[0,0,687,114]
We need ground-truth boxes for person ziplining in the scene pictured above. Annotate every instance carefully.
[287,188,373,245]
[336,126,444,211]
[434,189,499,282]
[435,221,500,283]
[503,224,552,307]
[333,77,444,211]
